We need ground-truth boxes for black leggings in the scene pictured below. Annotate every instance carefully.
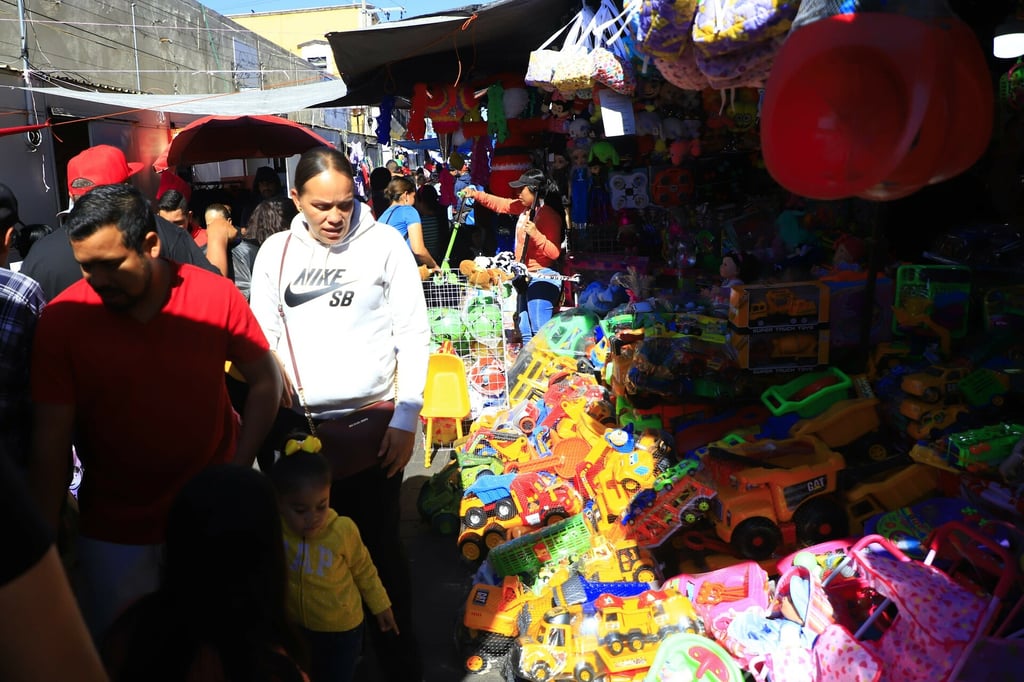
[330,467,421,682]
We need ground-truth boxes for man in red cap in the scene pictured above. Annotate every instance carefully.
[19,145,217,301]
[29,182,283,642]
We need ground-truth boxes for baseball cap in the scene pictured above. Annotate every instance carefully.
[157,171,192,201]
[508,169,545,189]
[0,183,23,231]
[67,145,145,198]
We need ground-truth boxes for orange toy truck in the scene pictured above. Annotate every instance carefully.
[698,436,848,560]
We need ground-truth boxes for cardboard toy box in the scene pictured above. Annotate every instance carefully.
[730,328,830,374]
[728,281,830,329]
[824,273,894,349]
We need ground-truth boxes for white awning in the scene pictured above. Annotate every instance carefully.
[13,78,347,116]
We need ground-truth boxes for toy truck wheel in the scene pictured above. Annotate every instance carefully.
[574,662,597,682]
[732,517,782,560]
[464,655,486,674]
[495,498,516,521]
[794,497,849,546]
[483,528,507,551]
[622,478,641,494]
[696,498,711,512]
[607,635,625,655]
[634,566,657,583]
[531,661,552,681]
[627,632,644,651]
[543,511,567,526]
[465,507,487,529]
[922,387,941,403]
[459,535,485,562]
[867,443,890,462]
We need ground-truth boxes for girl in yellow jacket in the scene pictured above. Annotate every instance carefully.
[271,436,397,682]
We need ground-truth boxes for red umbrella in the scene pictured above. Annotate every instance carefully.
[153,114,334,172]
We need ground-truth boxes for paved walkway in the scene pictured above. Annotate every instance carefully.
[357,435,507,682]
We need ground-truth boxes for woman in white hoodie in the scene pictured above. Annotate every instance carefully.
[249,146,429,682]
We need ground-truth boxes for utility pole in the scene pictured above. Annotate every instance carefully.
[16,0,37,127]
[131,2,142,91]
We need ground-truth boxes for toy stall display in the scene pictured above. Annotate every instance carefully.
[423,275,510,420]
[399,3,1024,681]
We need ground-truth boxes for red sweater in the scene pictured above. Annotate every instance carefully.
[471,192,561,271]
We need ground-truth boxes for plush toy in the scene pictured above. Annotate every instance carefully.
[589,140,620,166]
[459,259,513,290]
[567,118,592,151]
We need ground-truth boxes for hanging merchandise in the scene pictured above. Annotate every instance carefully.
[631,0,700,60]
[691,0,799,56]
[609,170,651,210]
[551,9,599,96]
[590,0,638,96]
[407,84,428,142]
[689,0,799,90]
[761,0,993,201]
[526,9,592,92]
[486,83,509,143]
[425,84,480,134]
[375,95,394,145]
[655,44,709,92]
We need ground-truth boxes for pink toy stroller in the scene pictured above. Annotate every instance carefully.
[798,525,1018,682]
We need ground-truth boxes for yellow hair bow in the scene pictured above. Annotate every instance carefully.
[284,436,322,456]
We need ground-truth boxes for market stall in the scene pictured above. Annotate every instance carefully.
[333,1,1024,680]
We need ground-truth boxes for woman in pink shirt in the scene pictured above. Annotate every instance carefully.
[462,169,565,342]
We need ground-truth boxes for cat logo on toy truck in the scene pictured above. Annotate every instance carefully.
[699,437,848,561]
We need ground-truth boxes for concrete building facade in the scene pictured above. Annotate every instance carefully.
[0,0,343,222]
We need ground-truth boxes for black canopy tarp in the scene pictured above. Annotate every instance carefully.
[324,0,580,107]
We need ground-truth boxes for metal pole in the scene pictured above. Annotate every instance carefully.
[16,0,36,125]
[256,38,264,89]
[131,2,141,91]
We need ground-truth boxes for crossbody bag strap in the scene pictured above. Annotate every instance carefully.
[276,234,318,436]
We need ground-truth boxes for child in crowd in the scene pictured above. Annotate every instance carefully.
[102,465,308,682]
[270,435,397,682]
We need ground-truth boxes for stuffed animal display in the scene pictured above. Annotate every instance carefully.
[460,260,514,290]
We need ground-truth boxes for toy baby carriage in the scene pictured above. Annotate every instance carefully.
[766,523,1019,682]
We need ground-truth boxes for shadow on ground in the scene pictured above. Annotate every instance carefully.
[355,444,507,682]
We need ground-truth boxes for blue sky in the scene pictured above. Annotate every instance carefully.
[203,1,473,19]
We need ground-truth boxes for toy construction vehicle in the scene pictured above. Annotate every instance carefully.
[514,588,700,682]
[749,288,819,325]
[415,459,462,535]
[458,472,583,562]
[900,364,970,404]
[614,460,717,549]
[698,437,848,560]
[460,570,649,675]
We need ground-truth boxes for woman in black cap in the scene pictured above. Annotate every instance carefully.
[462,168,565,343]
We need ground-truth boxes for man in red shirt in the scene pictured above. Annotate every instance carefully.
[29,183,282,640]
[156,188,208,247]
